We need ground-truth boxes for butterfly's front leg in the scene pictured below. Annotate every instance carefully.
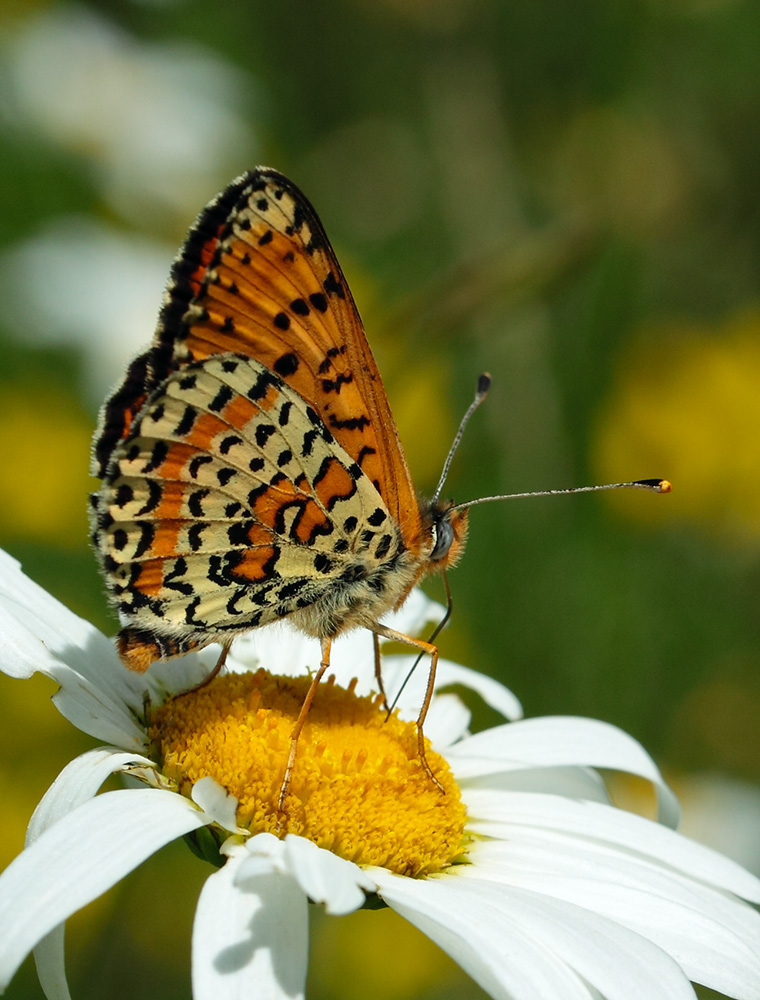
[179,643,231,696]
[370,624,445,794]
[372,632,390,714]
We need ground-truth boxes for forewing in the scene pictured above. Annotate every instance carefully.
[93,355,403,639]
[93,168,422,550]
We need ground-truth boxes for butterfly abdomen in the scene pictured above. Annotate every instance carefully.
[286,542,424,640]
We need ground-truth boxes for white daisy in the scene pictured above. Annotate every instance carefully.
[0,547,758,1000]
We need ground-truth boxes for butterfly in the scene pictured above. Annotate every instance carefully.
[91,167,670,800]
[90,168,476,795]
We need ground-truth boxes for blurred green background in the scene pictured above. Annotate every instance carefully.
[1,1,759,998]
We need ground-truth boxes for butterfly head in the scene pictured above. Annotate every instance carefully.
[427,500,469,571]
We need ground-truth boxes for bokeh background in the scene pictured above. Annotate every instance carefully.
[1,1,759,998]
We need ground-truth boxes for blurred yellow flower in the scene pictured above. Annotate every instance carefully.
[593,308,760,541]
[0,387,92,547]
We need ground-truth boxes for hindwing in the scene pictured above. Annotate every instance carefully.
[94,355,404,641]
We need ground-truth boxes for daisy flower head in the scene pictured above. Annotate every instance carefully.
[0,547,759,1000]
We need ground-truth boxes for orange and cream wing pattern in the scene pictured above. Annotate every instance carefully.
[91,168,441,673]
[94,168,422,552]
[95,354,405,669]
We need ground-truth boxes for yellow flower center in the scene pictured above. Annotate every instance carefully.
[150,669,467,877]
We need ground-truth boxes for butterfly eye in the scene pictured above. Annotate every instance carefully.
[430,513,455,562]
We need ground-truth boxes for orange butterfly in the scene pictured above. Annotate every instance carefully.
[91,168,669,799]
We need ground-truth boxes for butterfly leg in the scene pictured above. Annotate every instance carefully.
[369,624,445,794]
[372,632,390,713]
[277,636,333,819]
[180,643,230,696]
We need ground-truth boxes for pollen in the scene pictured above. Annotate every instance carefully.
[150,670,467,877]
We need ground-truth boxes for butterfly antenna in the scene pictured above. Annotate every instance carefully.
[386,571,454,720]
[451,478,672,511]
[432,373,492,504]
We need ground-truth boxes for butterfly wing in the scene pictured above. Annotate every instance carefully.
[95,354,409,669]
[94,168,423,552]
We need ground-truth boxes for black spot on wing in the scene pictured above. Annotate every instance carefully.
[375,534,392,560]
[321,373,353,394]
[220,434,243,455]
[328,414,370,432]
[189,454,213,478]
[255,424,276,448]
[188,489,209,517]
[290,298,309,316]
[356,445,377,467]
[188,523,206,551]
[135,481,161,516]
[114,483,134,507]
[247,369,279,401]
[133,521,155,559]
[141,441,169,474]
[274,352,299,377]
[164,559,193,596]
[208,384,234,413]
[323,271,345,299]
[174,405,197,437]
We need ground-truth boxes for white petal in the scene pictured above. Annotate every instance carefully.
[233,832,283,872]
[0,550,147,745]
[440,875,696,1000]
[27,747,155,842]
[144,645,224,699]
[33,927,69,1000]
[378,654,522,725]
[435,659,523,721]
[0,550,113,680]
[191,777,244,833]
[463,789,760,902]
[471,858,759,998]
[282,835,373,915]
[0,788,207,990]
[234,833,372,917]
[466,765,610,802]
[450,717,678,826]
[27,747,155,1000]
[372,869,595,1000]
[49,673,147,749]
[424,692,472,749]
[193,844,307,1000]
[226,623,317,679]
[381,587,445,635]
[461,835,760,997]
